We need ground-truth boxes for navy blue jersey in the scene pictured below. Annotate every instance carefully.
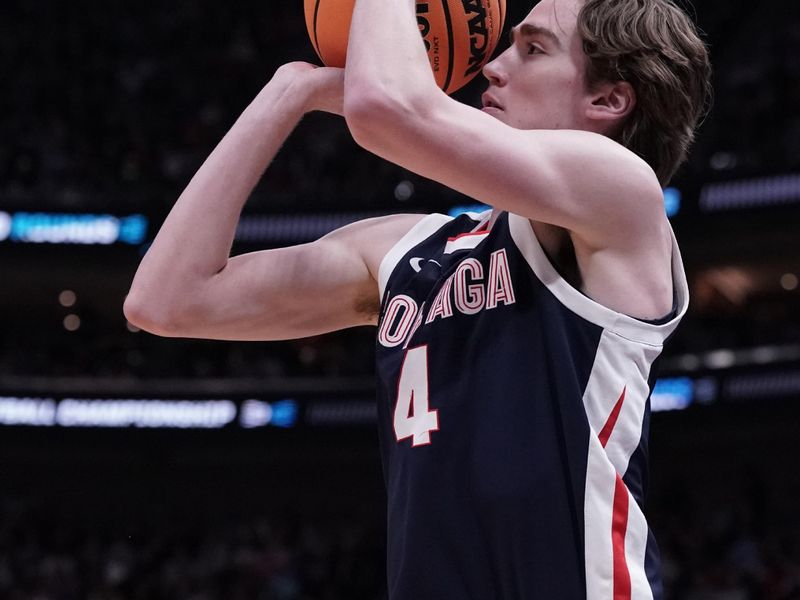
[374,210,688,600]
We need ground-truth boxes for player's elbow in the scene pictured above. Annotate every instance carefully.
[123,290,191,338]
[344,86,428,149]
[344,87,393,144]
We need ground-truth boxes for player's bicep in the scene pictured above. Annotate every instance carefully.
[348,94,661,244]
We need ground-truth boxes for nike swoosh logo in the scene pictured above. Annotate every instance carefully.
[410,258,442,272]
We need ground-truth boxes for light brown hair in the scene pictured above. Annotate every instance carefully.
[577,0,712,185]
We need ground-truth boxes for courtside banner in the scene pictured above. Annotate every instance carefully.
[1,363,799,430]
[0,211,148,246]
[0,395,378,430]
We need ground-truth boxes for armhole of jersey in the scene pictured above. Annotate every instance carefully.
[507,212,689,346]
[378,213,454,301]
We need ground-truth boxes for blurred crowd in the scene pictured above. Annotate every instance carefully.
[3,288,799,380]
[0,327,377,380]
[0,0,458,215]
[1,476,799,600]
[654,481,800,600]
[0,501,386,600]
[693,1,800,177]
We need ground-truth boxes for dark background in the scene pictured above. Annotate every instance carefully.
[1,0,799,598]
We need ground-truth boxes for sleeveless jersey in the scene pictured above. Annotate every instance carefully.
[374,210,689,600]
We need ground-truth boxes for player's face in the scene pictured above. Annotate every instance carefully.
[481,0,592,131]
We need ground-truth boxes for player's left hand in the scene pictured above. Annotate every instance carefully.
[271,62,344,116]
[303,64,345,116]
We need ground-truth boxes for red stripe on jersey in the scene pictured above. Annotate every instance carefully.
[612,474,632,600]
[598,386,626,448]
[447,230,490,242]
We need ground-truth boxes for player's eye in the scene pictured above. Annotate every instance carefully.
[527,43,544,55]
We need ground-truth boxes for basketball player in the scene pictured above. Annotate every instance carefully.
[125,0,711,597]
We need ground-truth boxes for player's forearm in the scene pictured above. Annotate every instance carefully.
[345,0,439,112]
[126,79,305,326]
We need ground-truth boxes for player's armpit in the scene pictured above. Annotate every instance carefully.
[345,93,665,249]
[124,214,424,341]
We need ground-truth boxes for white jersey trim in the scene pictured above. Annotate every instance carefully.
[583,329,663,476]
[627,502,656,600]
[584,436,616,600]
[463,210,492,222]
[378,213,454,302]
[582,314,664,599]
[507,212,689,346]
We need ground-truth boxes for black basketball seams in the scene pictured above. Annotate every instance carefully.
[312,0,324,62]
[441,0,455,93]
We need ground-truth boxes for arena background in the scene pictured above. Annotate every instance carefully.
[1,0,799,598]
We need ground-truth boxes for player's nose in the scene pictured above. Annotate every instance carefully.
[482,56,508,87]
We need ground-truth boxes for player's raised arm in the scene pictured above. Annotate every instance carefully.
[124,62,421,341]
[342,0,657,247]
[343,0,707,248]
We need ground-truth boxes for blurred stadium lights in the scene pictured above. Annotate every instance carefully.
[234,211,392,244]
[62,314,81,332]
[0,192,687,254]
[448,203,491,217]
[0,211,148,245]
[240,398,299,428]
[725,370,800,402]
[699,172,800,212]
[650,377,693,411]
[58,290,77,307]
[0,397,238,428]
[691,263,795,310]
[663,187,681,217]
[306,400,378,426]
[2,344,800,429]
[0,396,304,429]
[0,211,10,239]
[781,273,799,291]
[662,343,800,372]
[2,172,797,250]
[394,180,415,201]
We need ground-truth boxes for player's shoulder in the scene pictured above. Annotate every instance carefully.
[544,131,666,246]
[569,130,662,189]
[606,140,670,239]
[323,213,430,255]
[320,212,437,288]
[595,133,663,204]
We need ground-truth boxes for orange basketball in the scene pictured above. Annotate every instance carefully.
[304,0,506,94]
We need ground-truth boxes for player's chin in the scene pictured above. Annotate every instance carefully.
[480,106,505,120]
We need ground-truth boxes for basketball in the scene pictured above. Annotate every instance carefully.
[304,0,506,94]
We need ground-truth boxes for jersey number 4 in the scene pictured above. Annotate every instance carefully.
[394,345,439,447]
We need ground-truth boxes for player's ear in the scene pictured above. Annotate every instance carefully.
[585,80,636,124]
